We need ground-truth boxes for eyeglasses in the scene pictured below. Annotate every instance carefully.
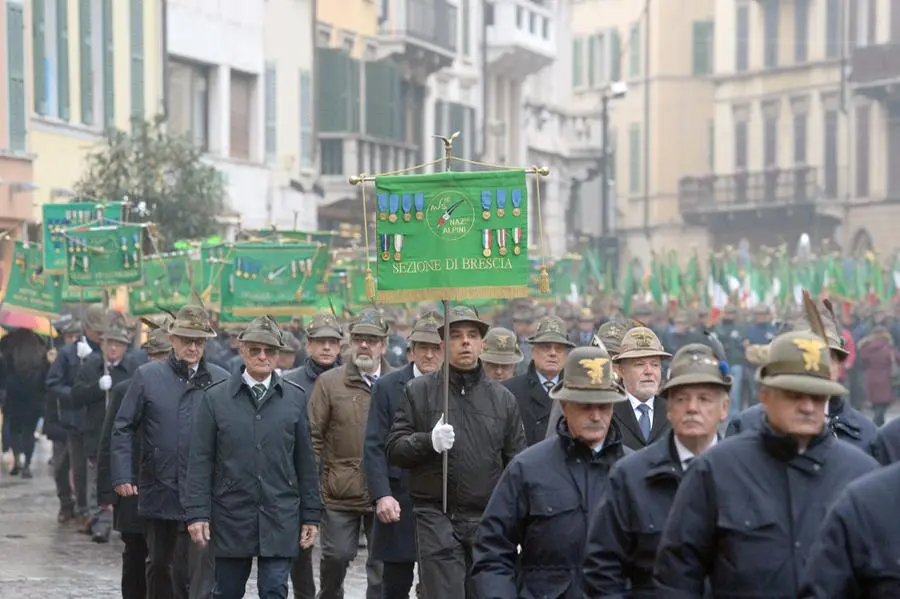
[246,346,279,357]
[175,337,206,348]
[351,335,382,346]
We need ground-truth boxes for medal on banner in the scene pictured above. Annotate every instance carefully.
[388,194,400,223]
[290,260,298,279]
[121,236,130,269]
[482,229,493,257]
[511,189,522,217]
[512,227,523,256]
[401,194,413,222]
[414,192,425,220]
[497,229,508,256]
[377,193,389,221]
[481,191,492,220]
[393,234,404,261]
[496,190,507,217]
[380,234,392,261]
[132,233,141,268]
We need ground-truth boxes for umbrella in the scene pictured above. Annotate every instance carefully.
[0,308,57,337]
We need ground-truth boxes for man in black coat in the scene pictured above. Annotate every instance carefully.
[654,330,880,597]
[363,312,442,599]
[610,327,672,451]
[583,343,731,597]
[72,321,141,543]
[801,461,900,597]
[503,315,574,446]
[727,303,877,456]
[111,305,228,599]
[472,346,629,599]
[282,311,344,599]
[97,328,172,599]
[185,316,321,599]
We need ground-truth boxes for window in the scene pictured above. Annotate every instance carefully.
[825,0,840,58]
[6,0,27,152]
[856,105,870,196]
[793,114,807,163]
[79,0,94,125]
[794,0,808,62]
[264,63,277,161]
[823,109,838,196]
[230,71,254,160]
[572,37,583,88]
[320,139,343,175]
[130,0,144,121]
[57,0,70,120]
[692,21,714,75]
[610,30,621,81]
[461,0,470,57]
[763,116,778,167]
[102,0,114,130]
[628,123,641,194]
[708,120,715,171]
[763,0,779,68]
[33,0,47,114]
[588,33,605,87]
[628,22,640,78]
[735,5,749,72]
[168,59,210,150]
[300,70,313,168]
[734,120,748,170]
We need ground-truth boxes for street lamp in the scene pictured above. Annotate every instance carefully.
[600,81,627,236]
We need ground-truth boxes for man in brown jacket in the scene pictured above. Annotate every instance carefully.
[308,308,392,599]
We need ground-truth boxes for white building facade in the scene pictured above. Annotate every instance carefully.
[166,0,317,231]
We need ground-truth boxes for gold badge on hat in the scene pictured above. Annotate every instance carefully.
[580,357,609,384]
[792,338,826,371]
[631,330,655,348]
[495,334,511,349]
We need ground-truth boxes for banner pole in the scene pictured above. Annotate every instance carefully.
[436,132,459,514]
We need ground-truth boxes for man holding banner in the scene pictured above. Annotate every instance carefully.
[386,306,526,599]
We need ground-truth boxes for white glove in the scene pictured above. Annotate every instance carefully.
[99,374,112,391]
[431,413,455,453]
[76,339,93,359]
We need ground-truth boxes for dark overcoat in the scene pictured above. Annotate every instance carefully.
[612,398,670,451]
[184,371,321,558]
[362,363,417,563]
[503,362,556,447]
[97,377,141,534]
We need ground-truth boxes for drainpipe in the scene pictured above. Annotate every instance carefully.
[161,0,169,119]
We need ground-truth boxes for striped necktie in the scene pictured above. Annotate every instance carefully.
[251,383,266,401]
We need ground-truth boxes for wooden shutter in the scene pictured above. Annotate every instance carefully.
[610,29,621,81]
[265,62,277,159]
[300,70,313,167]
[229,72,252,160]
[102,0,114,129]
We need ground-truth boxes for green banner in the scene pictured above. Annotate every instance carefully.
[65,224,144,287]
[61,280,104,303]
[220,242,330,316]
[43,202,124,272]
[130,253,193,316]
[373,170,531,302]
[198,245,230,307]
[2,242,62,318]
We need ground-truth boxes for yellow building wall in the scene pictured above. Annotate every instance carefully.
[30,0,163,215]
[316,0,378,54]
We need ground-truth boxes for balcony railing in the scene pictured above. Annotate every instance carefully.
[850,43,900,86]
[678,166,821,215]
[380,0,458,54]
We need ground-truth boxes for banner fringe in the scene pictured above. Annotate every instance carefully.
[376,286,531,303]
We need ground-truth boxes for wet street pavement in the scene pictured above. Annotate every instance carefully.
[0,441,371,599]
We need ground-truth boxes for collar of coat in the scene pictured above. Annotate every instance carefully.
[555,415,626,463]
[344,356,392,386]
[759,416,832,469]
[167,352,214,388]
[827,395,864,440]
[527,361,563,390]
[226,368,284,398]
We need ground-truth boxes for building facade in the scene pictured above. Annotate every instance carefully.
[0,0,36,278]
[263,0,317,231]
[567,0,717,265]
[29,0,164,213]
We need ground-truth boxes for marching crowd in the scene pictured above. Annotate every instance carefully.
[1,297,900,598]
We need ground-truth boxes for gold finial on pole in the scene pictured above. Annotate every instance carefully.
[349,175,364,186]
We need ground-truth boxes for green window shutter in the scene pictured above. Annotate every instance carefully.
[102,0,114,129]
[57,0,70,120]
[708,120,715,171]
[264,62,276,160]
[572,37,583,88]
[315,49,340,132]
[79,0,93,125]
[6,2,26,152]
[587,35,595,87]
[629,123,641,193]
[693,21,713,75]
[299,70,313,167]
[629,23,640,78]
[390,64,404,142]
[610,30,621,81]
[365,60,388,138]
[33,0,47,114]
[349,58,361,133]
[129,0,144,122]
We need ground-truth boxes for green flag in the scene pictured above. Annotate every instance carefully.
[64,224,144,288]
[2,242,62,318]
[372,170,531,302]
[130,253,193,316]
[42,201,124,272]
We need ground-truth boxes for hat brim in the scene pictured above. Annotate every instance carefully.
[440,320,490,338]
[613,349,672,361]
[142,344,172,355]
[103,335,131,345]
[238,331,282,347]
[548,381,627,404]
[408,332,442,345]
[529,335,576,348]
[756,371,847,397]
[168,326,217,339]
[659,373,732,397]
[350,324,389,338]
[480,351,524,365]
[307,329,344,340]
